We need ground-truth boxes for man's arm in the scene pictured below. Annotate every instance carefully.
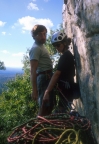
[43,70,61,101]
[30,60,38,101]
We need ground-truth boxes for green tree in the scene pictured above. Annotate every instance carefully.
[45,29,57,55]
[22,48,30,75]
[0,60,6,70]
[0,73,38,143]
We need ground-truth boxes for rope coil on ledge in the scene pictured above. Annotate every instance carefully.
[7,112,97,144]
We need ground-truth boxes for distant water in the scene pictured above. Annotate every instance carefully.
[0,67,24,94]
[0,67,23,81]
[0,67,23,75]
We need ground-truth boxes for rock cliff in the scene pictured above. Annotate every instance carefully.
[62,0,99,143]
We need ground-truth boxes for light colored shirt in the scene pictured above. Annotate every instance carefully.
[29,42,52,73]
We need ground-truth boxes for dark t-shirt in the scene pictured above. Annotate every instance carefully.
[57,50,75,83]
[57,50,75,104]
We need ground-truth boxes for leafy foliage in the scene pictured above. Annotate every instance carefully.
[0,74,38,143]
[0,60,6,70]
[22,48,30,75]
[45,30,57,55]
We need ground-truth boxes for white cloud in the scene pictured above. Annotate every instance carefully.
[27,2,39,10]
[12,52,24,57]
[0,21,6,26]
[2,32,6,35]
[1,50,10,54]
[17,16,53,33]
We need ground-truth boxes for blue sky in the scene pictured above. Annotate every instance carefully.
[0,0,63,68]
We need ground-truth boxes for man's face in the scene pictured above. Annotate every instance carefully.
[34,30,47,44]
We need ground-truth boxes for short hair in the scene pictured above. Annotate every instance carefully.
[31,24,47,37]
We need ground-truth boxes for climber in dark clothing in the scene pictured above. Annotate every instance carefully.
[57,49,75,107]
[43,31,75,112]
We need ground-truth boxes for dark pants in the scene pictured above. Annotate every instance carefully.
[37,73,56,116]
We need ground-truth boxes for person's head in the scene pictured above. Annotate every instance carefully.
[51,31,71,53]
[31,24,47,44]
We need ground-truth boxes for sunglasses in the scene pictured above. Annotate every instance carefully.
[53,43,61,48]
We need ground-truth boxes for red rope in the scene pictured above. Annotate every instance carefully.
[7,112,92,144]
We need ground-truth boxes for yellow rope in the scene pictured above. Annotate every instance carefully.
[32,127,64,144]
[55,129,78,144]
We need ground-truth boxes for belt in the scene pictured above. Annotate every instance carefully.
[37,69,52,76]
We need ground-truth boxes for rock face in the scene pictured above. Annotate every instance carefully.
[62,0,99,143]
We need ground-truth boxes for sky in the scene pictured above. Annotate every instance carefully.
[0,0,63,68]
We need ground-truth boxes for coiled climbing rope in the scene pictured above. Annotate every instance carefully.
[7,86,97,144]
[7,111,96,144]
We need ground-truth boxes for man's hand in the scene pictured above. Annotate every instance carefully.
[31,90,38,101]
